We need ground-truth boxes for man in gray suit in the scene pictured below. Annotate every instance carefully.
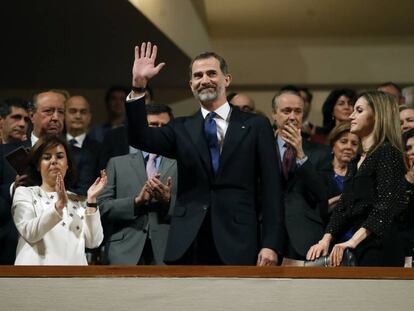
[98,103,177,265]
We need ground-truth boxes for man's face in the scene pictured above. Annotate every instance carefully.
[31,92,65,138]
[400,108,414,133]
[231,93,256,113]
[378,85,404,104]
[189,57,231,105]
[147,112,170,128]
[107,90,126,117]
[65,96,91,134]
[1,106,30,143]
[272,93,304,132]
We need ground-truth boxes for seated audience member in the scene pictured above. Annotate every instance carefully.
[271,89,331,265]
[313,88,357,144]
[88,86,129,143]
[227,92,256,113]
[65,95,102,195]
[320,122,360,220]
[0,98,30,144]
[12,136,106,265]
[400,105,414,133]
[398,128,414,267]
[377,81,405,105]
[98,103,177,265]
[307,91,406,267]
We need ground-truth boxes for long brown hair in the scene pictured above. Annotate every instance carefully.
[358,90,403,155]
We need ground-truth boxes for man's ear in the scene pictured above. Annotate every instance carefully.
[224,74,232,87]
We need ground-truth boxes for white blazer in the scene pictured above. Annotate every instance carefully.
[12,186,103,265]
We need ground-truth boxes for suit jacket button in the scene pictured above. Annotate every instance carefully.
[203,206,208,211]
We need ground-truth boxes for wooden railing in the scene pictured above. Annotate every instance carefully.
[1,265,414,279]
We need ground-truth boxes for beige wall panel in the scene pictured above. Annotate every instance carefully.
[1,277,413,311]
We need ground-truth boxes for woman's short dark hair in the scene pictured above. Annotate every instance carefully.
[27,135,76,186]
[322,88,357,133]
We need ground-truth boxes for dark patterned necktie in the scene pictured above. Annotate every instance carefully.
[69,138,77,146]
[204,112,220,175]
[282,143,295,179]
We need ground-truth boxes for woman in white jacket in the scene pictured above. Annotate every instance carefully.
[12,136,106,265]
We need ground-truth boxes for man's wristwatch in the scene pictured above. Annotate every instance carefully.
[131,86,147,93]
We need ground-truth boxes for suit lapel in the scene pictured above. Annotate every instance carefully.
[129,153,148,186]
[158,157,175,181]
[219,108,250,175]
[184,111,212,174]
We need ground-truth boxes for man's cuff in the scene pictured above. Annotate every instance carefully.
[296,155,308,167]
[126,92,145,102]
[9,182,14,197]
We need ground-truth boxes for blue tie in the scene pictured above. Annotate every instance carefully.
[204,112,220,175]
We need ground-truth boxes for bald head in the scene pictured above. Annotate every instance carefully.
[229,93,256,113]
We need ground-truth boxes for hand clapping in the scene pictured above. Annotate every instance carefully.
[87,170,108,203]
[55,172,68,214]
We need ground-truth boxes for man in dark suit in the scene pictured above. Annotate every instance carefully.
[65,95,102,195]
[271,90,331,265]
[124,42,283,265]
[98,103,177,265]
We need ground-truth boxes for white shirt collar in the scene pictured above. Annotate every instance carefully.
[66,133,86,147]
[31,132,39,147]
[201,102,231,121]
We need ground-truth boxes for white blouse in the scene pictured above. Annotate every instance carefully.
[12,186,103,265]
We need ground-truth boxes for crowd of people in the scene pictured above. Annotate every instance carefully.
[0,41,413,267]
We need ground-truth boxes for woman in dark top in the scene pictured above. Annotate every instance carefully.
[307,90,406,267]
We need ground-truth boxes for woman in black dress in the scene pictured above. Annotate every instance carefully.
[306,90,406,267]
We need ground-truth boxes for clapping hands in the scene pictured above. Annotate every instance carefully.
[87,170,108,203]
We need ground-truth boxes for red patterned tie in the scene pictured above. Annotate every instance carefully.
[282,143,295,179]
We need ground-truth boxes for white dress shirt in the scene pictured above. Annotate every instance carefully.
[201,102,231,152]
[66,133,86,148]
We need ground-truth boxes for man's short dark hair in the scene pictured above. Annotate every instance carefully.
[377,81,402,95]
[105,85,129,104]
[145,103,174,119]
[189,52,228,79]
[0,97,29,118]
